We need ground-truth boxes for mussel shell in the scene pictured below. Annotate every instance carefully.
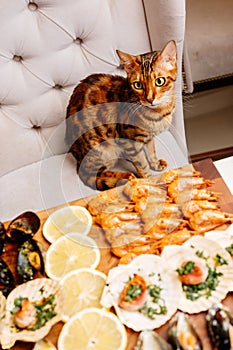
[17,239,45,283]
[0,221,6,254]
[135,330,172,350]
[168,312,202,350]
[6,211,40,243]
[0,258,15,296]
[206,303,232,350]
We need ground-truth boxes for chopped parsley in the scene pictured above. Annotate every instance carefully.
[176,261,195,275]
[182,265,223,301]
[124,283,143,302]
[31,294,57,330]
[11,293,57,331]
[214,254,228,267]
[11,296,27,314]
[226,244,233,255]
[139,283,167,320]
[139,303,167,319]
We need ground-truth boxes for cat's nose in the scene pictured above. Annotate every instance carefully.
[147,97,154,105]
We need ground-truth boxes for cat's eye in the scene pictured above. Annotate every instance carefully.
[155,77,166,87]
[133,81,143,90]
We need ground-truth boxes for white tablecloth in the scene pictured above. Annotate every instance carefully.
[214,156,233,195]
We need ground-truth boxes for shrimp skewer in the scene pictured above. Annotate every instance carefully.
[182,200,220,218]
[188,209,233,232]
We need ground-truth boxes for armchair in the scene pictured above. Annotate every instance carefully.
[0,0,188,221]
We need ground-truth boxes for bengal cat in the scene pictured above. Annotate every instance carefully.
[65,40,177,190]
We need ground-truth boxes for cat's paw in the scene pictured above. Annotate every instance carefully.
[150,159,167,171]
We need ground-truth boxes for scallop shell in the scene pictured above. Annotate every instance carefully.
[0,292,6,344]
[101,254,182,331]
[162,235,233,313]
[205,224,233,253]
[32,339,57,350]
[0,278,63,349]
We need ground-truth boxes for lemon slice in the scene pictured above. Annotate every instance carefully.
[60,268,107,321]
[43,205,92,243]
[45,233,100,280]
[57,308,127,350]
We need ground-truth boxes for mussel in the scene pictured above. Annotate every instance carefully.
[0,221,6,254]
[168,312,202,350]
[6,211,40,243]
[17,239,45,283]
[0,258,15,296]
[135,330,172,350]
[206,303,233,350]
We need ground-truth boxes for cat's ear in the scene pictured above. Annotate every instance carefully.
[159,40,177,70]
[116,50,139,74]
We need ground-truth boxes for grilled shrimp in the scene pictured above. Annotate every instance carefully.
[118,274,147,311]
[105,219,143,244]
[112,229,192,259]
[123,178,166,212]
[146,217,187,235]
[168,177,213,200]
[87,190,122,216]
[174,188,219,204]
[142,202,182,224]
[14,298,37,329]
[161,167,201,184]
[188,209,233,232]
[111,234,158,258]
[182,200,220,218]
[96,210,139,229]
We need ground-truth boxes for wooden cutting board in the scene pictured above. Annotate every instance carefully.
[2,158,233,350]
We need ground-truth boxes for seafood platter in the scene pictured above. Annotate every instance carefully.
[0,158,233,349]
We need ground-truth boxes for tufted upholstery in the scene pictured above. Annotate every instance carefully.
[0,0,188,221]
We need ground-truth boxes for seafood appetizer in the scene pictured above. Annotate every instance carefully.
[87,165,233,261]
[17,239,45,283]
[0,278,63,349]
[206,303,233,350]
[0,292,6,343]
[0,222,6,254]
[168,311,202,350]
[134,330,172,350]
[188,209,233,232]
[161,236,233,313]
[0,258,15,296]
[101,254,182,331]
[6,211,40,242]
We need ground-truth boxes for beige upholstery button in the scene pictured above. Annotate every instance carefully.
[28,2,38,11]
[13,55,23,62]
[53,84,62,90]
[74,38,82,45]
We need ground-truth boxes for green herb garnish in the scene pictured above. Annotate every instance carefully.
[139,303,167,320]
[31,294,57,330]
[11,294,57,331]
[176,261,195,275]
[146,284,162,303]
[226,244,233,255]
[214,254,228,267]
[182,265,223,301]
[124,283,143,302]
[11,296,27,315]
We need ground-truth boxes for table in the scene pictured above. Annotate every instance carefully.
[3,158,233,350]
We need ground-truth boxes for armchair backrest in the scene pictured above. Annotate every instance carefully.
[0,0,186,177]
